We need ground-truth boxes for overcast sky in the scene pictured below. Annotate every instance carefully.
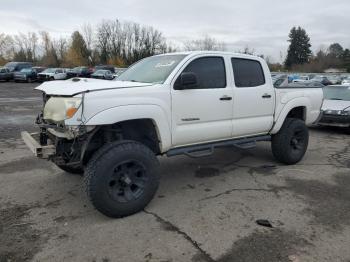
[1,0,349,62]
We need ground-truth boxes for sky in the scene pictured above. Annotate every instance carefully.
[0,0,349,62]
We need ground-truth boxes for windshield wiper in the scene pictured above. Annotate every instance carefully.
[329,98,343,100]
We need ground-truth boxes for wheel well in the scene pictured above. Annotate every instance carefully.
[82,119,161,164]
[286,106,306,121]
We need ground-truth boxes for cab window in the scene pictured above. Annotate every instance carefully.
[231,58,265,87]
[175,57,226,89]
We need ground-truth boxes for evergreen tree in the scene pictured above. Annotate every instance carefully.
[285,26,312,68]
[328,43,344,59]
[342,49,350,72]
[65,31,90,66]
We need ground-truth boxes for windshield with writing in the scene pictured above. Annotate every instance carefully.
[117,55,187,84]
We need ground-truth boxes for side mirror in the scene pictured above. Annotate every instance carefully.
[181,72,198,88]
[175,72,198,90]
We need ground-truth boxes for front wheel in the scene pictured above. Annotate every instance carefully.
[346,126,350,135]
[271,118,309,165]
[85,141,160,218]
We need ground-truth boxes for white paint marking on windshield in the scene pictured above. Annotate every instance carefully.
[155,61,175,68]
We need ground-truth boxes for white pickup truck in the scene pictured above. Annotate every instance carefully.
[22,51,323,218]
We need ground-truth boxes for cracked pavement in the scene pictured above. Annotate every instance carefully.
[1,82,350,262]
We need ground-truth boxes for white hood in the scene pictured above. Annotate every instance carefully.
[322,99,350,111]
[35,78,153,96]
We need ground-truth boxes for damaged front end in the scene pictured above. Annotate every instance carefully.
[21,92,95,169]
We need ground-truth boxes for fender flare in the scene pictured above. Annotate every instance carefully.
[85,104,172,152]
[270,97,310,134]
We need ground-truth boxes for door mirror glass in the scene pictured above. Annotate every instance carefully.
[176,72,198,90]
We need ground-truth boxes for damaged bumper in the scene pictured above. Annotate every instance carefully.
[21,131,56,158]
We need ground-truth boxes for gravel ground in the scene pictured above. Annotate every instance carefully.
[0,81,350,262]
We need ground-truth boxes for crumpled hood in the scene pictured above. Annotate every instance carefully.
[35,78,153,96]
[322,99,350,111]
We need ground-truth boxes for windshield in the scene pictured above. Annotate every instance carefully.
[94,70,107,74]
[73,67,85,72]
[117,54,187,84]
[323,86,350,101]
[42,68,56,73]
[20,68,32,73]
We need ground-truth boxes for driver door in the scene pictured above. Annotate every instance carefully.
[171,56,233,146]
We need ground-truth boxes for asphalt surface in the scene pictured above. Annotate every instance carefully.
[0,81,350,262]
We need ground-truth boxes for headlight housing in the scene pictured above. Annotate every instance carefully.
[43,97,82,123]
[324,109,350,116]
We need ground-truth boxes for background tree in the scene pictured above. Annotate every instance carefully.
[65,31,90,66]
[40,31,59,67]
[285,26,312,68]
[328,43,344,59]
[184,35,226,51]
[342,49,350,72]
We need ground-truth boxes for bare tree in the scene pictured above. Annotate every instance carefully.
[96,19,168,65]
[184,36,226,51]
[53,37,68,65]
[0,33,14,61]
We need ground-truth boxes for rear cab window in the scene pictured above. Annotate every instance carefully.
[231,58,265,87]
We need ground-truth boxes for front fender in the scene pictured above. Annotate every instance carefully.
[270,97,311,134]
[85,104,172,152]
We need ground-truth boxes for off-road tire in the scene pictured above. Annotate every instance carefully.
[271,118,309,165]
[346,126,350,135]
[85,140,160,218]
[56,164,84,175]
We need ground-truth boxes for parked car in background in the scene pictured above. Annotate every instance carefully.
[328,75,342,85]
[38,68,67,81]
[94,65,115,73]
[66,66,91,78]
[273,74,288,87]
[312,75,332,86]
[293,75,310,83]
[341,77,350,85]
[0,67,12,81]
[91,69,114,80]
[114,67,127,78]
[14,67,39,82]
[305,81,325,87]
[319,85,350,132]
[4,62,32,73]
[288,81,324,88]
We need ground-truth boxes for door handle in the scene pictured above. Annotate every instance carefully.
[220,95,232,101]
[262,94,272,98]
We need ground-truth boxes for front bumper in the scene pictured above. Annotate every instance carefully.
[318,114,350,127]
[21,131,55,158]
[14,75,27,81]
[37,74,50,81]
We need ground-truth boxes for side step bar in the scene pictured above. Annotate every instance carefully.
[166,135,271,158]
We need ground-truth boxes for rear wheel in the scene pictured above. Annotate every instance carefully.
[85,140,160,218]
[271,118,309,164]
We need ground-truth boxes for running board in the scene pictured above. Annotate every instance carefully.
[167,135,271,158]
